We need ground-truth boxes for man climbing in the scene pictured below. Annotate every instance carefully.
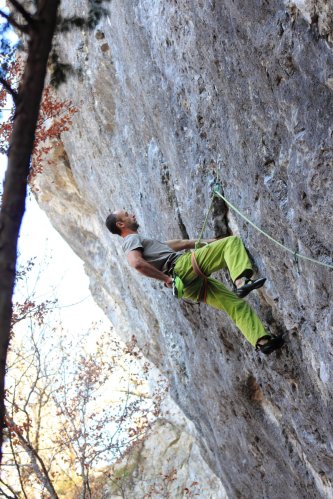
[105,210,284,354]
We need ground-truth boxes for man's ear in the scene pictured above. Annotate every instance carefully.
[116,221,124,229]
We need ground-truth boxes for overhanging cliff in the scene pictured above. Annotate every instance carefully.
[35,1,333,497]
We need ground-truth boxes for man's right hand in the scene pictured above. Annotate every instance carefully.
[164,276,173,288]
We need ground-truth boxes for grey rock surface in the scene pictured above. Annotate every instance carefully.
[36,1,333,497]
[107,418,227,499]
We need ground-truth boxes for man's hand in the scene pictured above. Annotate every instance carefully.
[164,276,173,288]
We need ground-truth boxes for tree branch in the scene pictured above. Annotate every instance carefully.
[6,415,60,499]
[0,478,20,499]
[0,485,18,499]
[7,0,34,25]
[0,9,29,33]
[0,78,18,104]
[8,429,28,499]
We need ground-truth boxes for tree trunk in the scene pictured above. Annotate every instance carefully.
[0,0,60,462]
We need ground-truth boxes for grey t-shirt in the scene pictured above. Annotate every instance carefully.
[122,234,182,273]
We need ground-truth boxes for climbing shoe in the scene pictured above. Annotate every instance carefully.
[235,277,266,298]
[255,335,284,355]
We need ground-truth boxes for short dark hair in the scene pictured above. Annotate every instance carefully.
[105,212,121,235]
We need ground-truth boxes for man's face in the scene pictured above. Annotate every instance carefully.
[115,210,139,232]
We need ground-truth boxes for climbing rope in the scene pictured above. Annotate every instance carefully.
[198,183,333,271]
[195,193,215,249]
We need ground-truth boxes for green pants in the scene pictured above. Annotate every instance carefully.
[173,236,267,347]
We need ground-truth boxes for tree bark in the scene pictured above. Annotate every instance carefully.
[0,0,60,463]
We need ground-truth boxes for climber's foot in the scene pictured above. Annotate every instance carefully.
[234,277,266,298]
[255,335,284,355]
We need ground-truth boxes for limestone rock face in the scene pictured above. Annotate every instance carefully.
[36,1,333,497]
[108,415,227,498]
[284,0,333,38]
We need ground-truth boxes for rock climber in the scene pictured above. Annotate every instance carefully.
[105,210,284,354]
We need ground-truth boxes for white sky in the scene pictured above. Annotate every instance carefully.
[0,154,109,336]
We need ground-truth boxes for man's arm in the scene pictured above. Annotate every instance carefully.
[127,250,173,287]
[165,238,218,251]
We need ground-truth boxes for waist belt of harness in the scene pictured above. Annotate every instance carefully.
[191,252,209,303]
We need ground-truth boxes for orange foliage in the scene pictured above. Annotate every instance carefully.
[0,56,77,179]
[31,86,77,178]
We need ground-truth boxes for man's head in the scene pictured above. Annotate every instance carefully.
[105,210,139,237]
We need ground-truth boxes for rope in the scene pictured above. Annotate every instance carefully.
[195,194,215,249]
[211,184,333,270]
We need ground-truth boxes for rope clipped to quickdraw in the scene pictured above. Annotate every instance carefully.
[210,183,333,271]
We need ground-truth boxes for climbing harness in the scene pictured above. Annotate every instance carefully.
[173,253,209,302]
[191,252,209,302]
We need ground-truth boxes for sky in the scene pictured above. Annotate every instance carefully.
[0,154,109,336]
